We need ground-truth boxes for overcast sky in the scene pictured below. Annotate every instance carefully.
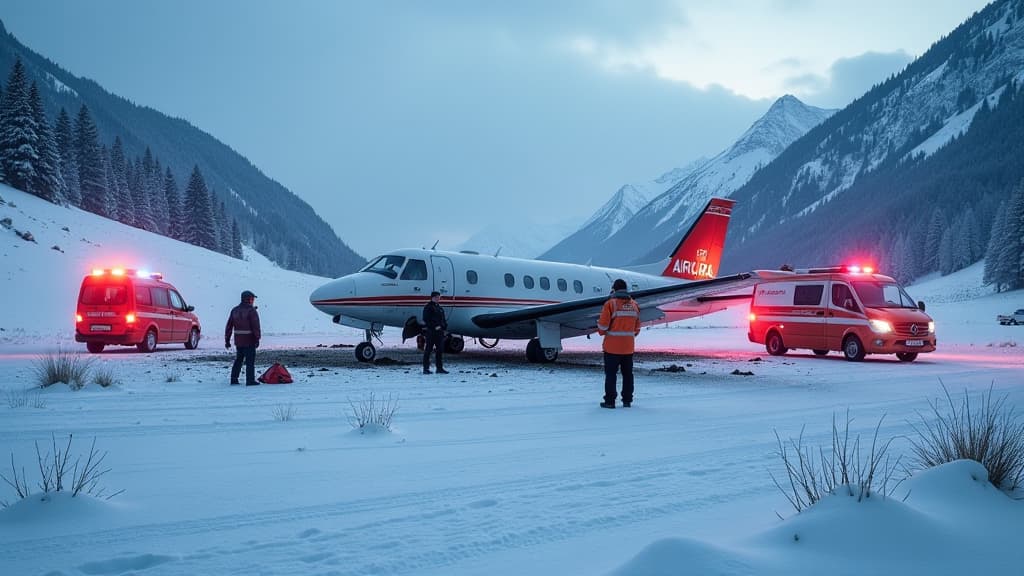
[3,1,990,257]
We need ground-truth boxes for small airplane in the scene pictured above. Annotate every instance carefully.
[310,198,758,363]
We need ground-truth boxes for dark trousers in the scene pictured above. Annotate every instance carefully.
[423,331,444,371]
[604,352,634,403]
[231,346,257,384]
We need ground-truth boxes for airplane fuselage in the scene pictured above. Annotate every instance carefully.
[310,248,693,340]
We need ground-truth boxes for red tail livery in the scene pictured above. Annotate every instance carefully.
[661,198,735,281]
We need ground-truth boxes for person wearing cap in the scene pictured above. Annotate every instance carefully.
[597,278,641,408]
[421,290,449,374]
[225,290,262,385]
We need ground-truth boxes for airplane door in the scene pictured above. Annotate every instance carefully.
[431,256,455,311]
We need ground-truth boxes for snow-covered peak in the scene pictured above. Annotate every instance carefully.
[726,95,834,159]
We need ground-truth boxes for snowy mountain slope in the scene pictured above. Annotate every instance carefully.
[0,184,333,344]
[720,0,1024,273]
[543,95,833,266]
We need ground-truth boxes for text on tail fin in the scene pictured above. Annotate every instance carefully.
[661,198,735,281]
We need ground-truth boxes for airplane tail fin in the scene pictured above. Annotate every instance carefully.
[660,198,735,280]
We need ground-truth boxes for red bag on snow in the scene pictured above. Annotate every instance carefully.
[257,362,293,384]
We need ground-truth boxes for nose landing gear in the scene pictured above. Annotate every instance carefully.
[355,327,383,363]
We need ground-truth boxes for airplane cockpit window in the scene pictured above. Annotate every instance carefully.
[557,279,567,292]
[362,255,406,279]
[400,259,428,281]
[523,275,535,289]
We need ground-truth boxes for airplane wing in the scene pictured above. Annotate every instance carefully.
[471,272,758,334]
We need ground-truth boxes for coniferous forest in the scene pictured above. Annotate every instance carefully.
[0,21,366,278]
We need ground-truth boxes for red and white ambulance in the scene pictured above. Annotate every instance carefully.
[75,268,202,353]
[748,265,935,362]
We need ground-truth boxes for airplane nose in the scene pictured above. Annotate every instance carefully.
[310,276,356,309]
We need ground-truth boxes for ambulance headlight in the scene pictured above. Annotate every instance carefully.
[928,321,935,334]
[869,319,893,334]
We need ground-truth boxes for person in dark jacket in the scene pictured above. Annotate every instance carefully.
[422,291,449,374]
[225,290,261,386]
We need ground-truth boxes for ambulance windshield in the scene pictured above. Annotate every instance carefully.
[851,281,917,309]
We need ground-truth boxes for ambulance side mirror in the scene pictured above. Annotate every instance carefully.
[185,305,195,312]
[917,301,926,312]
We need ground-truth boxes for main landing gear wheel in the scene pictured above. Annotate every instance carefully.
[86,342,105,354]
[445,335,465,354]
[843,335,866,362]
[478,338,499,349]
[526,338,559,363]
[137,329,157,353]
[355,342,376,363]
[896,352,918,362]
[766,331,787,356]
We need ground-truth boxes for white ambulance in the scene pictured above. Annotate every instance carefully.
[748,265,936,362]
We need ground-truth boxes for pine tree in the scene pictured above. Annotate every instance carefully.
[183,165,217,250]
[133,147,157,232]
[54,108,80,205]
[938,227,954,276]
[231,218,243,259]
[984,200,1009,290]
[215,197,230,254]
[993,180,1024,290]
[27,82,64,202]
[163,167,182,240]
[74,104,107,216]
[149,156,168,233]
[109,136,133,225]
[101,144,119,221]
[923,208,945,272]
[0,58,40,194]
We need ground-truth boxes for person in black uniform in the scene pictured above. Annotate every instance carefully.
[225,290,261,386]
[422,290,449,374]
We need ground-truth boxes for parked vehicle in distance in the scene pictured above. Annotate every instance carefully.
[748,264,936,362]
[75,268,202,353]
[997,309,1024,325]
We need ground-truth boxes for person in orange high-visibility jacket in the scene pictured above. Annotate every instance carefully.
[597,278,641,409]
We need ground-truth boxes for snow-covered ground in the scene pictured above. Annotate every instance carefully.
[1,184,1023,575]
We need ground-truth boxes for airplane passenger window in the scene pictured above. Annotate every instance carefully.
[523,275,535,289]
[504,273,515,288]
[539,277,550,290]
[400,259,427,280]
[466,270,478,285]
[573,280,583,294]
[557,279,567,292]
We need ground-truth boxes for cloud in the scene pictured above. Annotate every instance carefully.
[788,50,913,108]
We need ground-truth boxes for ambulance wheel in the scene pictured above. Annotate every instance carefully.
[445,335,465,354]
[416,334,425,351]
[766,331,787,356]
[86,342,105,354]
[137,329,158,353]
[842,335,865,362]
[184,328,200,350]
[896,352,918,362]
[812,349,829,356]
[355,342,376,363]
